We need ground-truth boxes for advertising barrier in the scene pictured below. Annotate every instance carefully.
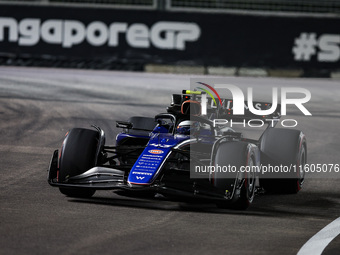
[0,4,339,72]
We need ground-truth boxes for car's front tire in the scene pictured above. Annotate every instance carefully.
[212,141,256,210]
[58,128,98,198]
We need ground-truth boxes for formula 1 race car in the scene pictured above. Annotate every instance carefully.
[48,89,307,210]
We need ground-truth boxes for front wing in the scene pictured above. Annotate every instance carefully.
[47,149,230,201]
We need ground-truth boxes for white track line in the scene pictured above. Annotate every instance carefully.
[297,217,340,255]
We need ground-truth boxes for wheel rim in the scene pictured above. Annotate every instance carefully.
[247,157,256,198]
[298,146,306,185]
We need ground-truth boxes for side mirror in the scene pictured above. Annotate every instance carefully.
[116,121,133,129]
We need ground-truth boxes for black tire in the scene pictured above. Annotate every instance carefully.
[213,142,256,210]
[58,128,98,198]
[259,128,307,194]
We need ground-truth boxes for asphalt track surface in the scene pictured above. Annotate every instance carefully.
[0,66,339,255]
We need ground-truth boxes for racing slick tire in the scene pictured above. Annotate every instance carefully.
[212,142,256,210]
[259,128,307,194]
[58,128,98,198]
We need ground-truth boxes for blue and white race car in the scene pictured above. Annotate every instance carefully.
[48,90,306,209]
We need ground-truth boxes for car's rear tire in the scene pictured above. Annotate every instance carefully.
[259,128,307,194]
[58,128,98,198]
[213,142,256,210]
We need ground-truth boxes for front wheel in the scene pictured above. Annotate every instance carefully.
[58,128,98,198]
[233,155,256,210]
[212,142,257,210]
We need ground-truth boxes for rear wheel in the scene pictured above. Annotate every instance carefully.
[213,142,256,210]
[58,128,98,198]
[259,128,307,193]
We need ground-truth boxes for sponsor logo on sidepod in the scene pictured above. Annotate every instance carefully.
[148,149,164,154]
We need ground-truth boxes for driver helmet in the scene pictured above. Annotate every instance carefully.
[177,120,200,135]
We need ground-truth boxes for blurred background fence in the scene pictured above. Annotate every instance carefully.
[1,0,339,13]
[0,0,339,77]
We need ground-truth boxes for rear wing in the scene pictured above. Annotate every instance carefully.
[210,98,281,121]
[167,90,281,122]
